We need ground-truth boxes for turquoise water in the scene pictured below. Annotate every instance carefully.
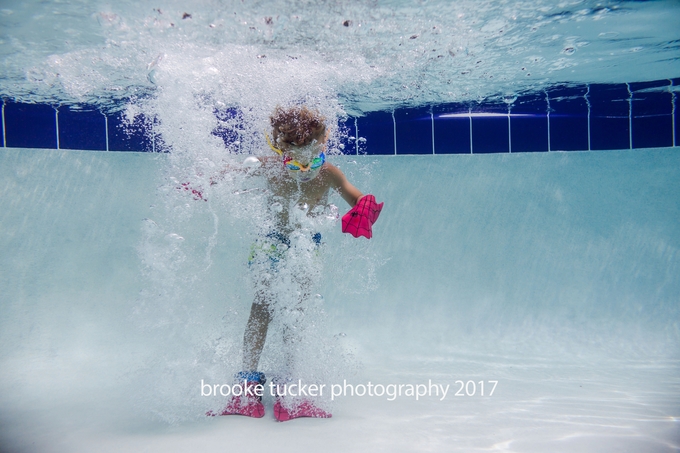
[1,0,679,451]
[2,0,680,110]
[1,147,678,451]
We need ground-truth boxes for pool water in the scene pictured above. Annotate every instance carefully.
[1,147,678,452]
[0,0,679,451]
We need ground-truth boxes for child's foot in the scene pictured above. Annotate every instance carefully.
[206,371,266,418]
[273,398,332,422]
[207,393,265,418]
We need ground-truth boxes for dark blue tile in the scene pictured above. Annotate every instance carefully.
[632,90,673,116]
[548,86,588,151]
[212,107,243,152]
[4,101,57,149]
[1,105,4,147]
[589,83,630,116]
[547,84,588,113]
[673,92,680,146]
[630,87,673,149]
[433,103,470,154]
[433,117,470,154]
[356,111,394,155]
[336,116,357,155]
[588,84,630,150]
[512,92,548,114]
[633,116,673,148]
[472,106,510,154]
[58,105,107,151]
[395,107,432,155]
[107,111,154,152]
[591,117,630,150]
[511,116,548,152]
[510,93,548,152]
[549,115,588,151]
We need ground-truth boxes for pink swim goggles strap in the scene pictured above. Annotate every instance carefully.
[341,194,384,239]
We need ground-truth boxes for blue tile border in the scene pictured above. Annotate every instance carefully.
[2,77,679,154]
[107,111,155,152]
[1,103,5,148]
[337,116,358,155]
[510,93,549,153]
[433,103,471,154]
[671,79,680,146]
[547,85,589,151]
[589,83,630,150]
[356,111,394,155]
[213,107,244,153]
[0,101,156,152]
[4,101,58,149]
[394,107,433,155]
[58,105,107,151]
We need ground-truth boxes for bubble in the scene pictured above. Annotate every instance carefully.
[598,32,619,39]
[243,156,261,168]
[326,204,339,219]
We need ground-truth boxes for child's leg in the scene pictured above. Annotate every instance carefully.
[242,291,271,371]
[280,276,312,374]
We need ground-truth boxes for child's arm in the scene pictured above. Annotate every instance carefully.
[326,163,383,239]
[325,163,364,207]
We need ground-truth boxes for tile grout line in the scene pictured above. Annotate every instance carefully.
[392,110,397,155]
[507,106,512,153]
[104,112,109,151]
[469,108,473,154]
[354,117,358,155]
[430,111,435,154]
[671,80,676,147]
[1,101,5,148]
[546,91,551,152]
[585,85,591,151]
[626,83,633,149]
[55,106,60,150]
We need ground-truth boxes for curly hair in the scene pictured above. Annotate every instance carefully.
[270,106,326,147]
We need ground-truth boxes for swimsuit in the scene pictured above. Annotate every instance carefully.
[248,230,322,269]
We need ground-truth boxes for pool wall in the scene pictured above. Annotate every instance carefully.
[2,147,678,365]
[0,145,678,451]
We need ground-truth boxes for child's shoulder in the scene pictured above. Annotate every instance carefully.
[319,162,339,183]
[322,161,343,176]
[322,162,349,184]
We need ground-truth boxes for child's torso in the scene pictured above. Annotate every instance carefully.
[265,164,333,232]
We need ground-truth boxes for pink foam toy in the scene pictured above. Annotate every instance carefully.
[341,194,383,239]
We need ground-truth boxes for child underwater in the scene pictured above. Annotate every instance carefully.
[207,106,383,421]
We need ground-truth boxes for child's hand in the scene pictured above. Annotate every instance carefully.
[341,194,383,239]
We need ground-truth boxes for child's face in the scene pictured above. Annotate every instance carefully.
[281,140,326,183]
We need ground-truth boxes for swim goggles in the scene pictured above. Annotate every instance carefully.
[265,132,326,172]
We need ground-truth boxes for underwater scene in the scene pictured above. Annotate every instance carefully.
[0,0,679,451]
